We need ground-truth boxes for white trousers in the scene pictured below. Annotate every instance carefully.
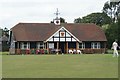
[113,49,119,57]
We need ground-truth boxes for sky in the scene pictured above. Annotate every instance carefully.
[0,0,109,29]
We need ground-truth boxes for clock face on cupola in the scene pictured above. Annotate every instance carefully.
[56,20,59,24]
[54,19,60,25]
[54,8,60,25]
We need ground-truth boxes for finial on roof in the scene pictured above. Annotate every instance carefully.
[54,8,60,19]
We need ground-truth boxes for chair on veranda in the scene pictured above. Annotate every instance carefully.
[26,49,30,54]
[31,48,36,54]
[40,49,44,54]
[16,49,21,55]
[36,49,40,54]
[44,49,48,54]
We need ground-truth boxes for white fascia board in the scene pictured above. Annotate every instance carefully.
[45,27,62,42]
[45,26,82,43]
[62,27,82,43]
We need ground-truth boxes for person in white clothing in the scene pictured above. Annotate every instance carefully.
[112,40,119,57]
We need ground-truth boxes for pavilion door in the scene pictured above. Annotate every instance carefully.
[59,42,66,53]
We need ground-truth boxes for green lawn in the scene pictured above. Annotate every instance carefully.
[2,53,118,78]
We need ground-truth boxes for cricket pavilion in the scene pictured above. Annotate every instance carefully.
[9,21,107,54]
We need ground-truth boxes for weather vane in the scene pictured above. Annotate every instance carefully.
[54,8,60,19]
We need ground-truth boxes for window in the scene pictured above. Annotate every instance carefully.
[49,43,54,49]
[68,42,76,48]
[21,42,30,49]
[91,42,100,49]
[37,42,44,49]
[79,43,85,49]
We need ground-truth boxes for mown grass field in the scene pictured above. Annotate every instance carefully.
[1,52,119,78]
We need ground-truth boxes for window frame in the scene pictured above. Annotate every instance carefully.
[91,42,101,49]
[37,42,44,49]
[48,43,54,49]
[20,42,30,50]
[79,42,85,49]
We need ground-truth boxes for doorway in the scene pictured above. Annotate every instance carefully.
[59,42,66,53]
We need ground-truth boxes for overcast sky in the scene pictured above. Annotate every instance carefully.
[0,0,109,29]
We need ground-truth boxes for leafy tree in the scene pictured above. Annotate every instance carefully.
[74,17,82,23]
[102,1,120,49]
[60,17,66,23]
[74,12,112,26]
[3,27,9,37]
[117,16,120,44]
[105,23,118,48]
[0,27,9,51]
[103,0,120,22]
